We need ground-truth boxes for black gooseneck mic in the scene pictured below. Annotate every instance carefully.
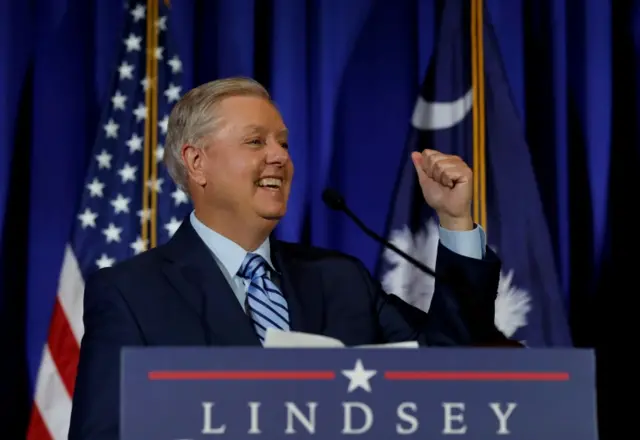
[321,188,437,278]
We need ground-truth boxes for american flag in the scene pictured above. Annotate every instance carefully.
[27,2,192,438]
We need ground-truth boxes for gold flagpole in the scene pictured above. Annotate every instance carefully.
[471,0,487,231]
[149,0,159,249]
[141,0,154,246]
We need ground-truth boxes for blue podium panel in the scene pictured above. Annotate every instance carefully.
[121,347,597,439]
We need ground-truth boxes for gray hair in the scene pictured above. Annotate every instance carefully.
[163,77,271,192]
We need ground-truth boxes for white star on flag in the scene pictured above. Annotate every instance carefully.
[77,208,98,228]
[133,103,147,122]
[171,188,188,206]
[112,90,127,110]
[164,83,181,102]
[124,33,142,52]
[102,223,123,243]
[158,115,169,134]
[86,177,105,197]
[118,163,138,183]
[341,359,377,393]
[130,4,145,22]
[156,16,167,32]
[95,150,112,169]
[103,119,119,138]
[118,61,134,80]
[126,133,143,153]
[168,55,182,73]
[164,217,182,237]
[155,144,164,162]
[96,253,115,268]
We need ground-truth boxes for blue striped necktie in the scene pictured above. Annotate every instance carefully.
[238,253,290,342]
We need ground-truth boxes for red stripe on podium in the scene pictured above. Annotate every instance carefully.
[148,371,336,380]
[384,371,570,381]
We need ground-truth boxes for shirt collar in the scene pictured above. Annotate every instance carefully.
[189,211,275,277]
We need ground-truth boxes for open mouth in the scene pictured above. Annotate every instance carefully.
[256,177,283,190]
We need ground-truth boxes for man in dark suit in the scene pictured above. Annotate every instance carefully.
[69,77,509,439]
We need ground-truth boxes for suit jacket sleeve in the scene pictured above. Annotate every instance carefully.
[368,242,505,346]
[68,269,144,440]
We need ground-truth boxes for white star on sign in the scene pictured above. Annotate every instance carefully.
[341,359,376,393]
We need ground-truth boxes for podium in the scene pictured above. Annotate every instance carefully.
[120,347,598,439]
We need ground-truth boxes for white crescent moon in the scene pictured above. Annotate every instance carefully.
[411,88,473,131]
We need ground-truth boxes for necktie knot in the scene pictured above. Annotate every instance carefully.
[238,253,268,280]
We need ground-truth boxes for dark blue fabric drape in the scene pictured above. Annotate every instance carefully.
[0,0,636,437]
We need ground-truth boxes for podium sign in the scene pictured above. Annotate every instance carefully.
[121,347,597,439]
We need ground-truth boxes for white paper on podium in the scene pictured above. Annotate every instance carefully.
[264,329,418,349]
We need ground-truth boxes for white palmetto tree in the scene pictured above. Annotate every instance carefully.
[381,219,531,339]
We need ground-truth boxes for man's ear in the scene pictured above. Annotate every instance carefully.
[181,144,207,187]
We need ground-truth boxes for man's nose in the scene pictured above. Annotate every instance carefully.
[265,139,289,164]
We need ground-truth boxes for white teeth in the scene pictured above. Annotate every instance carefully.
[257,177,282,188]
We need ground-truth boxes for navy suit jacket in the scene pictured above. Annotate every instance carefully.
[68,218,505,439]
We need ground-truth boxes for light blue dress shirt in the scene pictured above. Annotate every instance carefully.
[189,211,486,311]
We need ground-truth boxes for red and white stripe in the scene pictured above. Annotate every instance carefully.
[27,246,86,440]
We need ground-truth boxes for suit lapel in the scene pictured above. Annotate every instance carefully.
[271,240,324,335]
[160,218,261,346]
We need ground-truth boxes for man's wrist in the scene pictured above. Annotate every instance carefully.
[438,214,474,231]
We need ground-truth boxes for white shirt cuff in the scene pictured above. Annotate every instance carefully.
[438,224,486,260]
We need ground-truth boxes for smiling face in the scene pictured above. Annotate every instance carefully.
[183,95,293,234]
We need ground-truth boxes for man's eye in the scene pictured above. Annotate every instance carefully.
[247,139,263,145]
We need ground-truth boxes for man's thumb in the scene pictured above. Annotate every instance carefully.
[411,152,424,175]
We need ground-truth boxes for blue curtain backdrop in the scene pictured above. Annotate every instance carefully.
[0,0,636,437]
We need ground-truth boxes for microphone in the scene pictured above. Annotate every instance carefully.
[321,188,437,278]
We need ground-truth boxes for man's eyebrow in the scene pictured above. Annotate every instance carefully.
[243,124,264,133]
[243,125,288,137]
